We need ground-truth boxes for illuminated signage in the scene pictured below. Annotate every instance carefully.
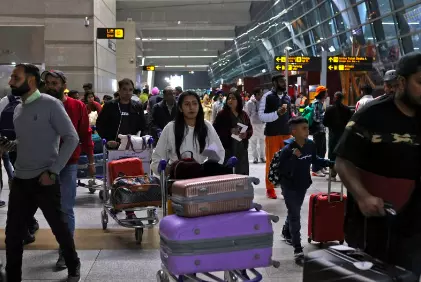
[327,56,373,71]
[97,28,125,39]
[142,65,156,71]
[274,56,321,72]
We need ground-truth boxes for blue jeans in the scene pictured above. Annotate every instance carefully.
[282,187,307,249]
[2,152,14,181]
[59,164,78,237]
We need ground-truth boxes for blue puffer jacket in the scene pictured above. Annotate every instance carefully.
[268,138,333,189]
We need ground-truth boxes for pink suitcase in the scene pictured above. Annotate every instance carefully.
[159,209,280,275]
[171,174,261,217]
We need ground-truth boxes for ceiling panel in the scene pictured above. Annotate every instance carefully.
[117,0,270,70]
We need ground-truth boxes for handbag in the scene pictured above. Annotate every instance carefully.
[111,174,161,210]
[118,134,151,151]
[168,151,203,180]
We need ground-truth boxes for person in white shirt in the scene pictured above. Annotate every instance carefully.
[151,91,225,175]
[245,87,265,164]
[355,84,374,112]
[211,90,224,122]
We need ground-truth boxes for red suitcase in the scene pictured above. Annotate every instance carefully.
[308,171,347,244]
[108,157,144,183]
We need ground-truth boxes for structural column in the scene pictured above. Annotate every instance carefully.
[116,21,137,84]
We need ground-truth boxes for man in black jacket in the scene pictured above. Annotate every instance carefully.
[96,78,146,147]
[149,86,176,142]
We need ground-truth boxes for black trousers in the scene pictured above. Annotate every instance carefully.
[5,176,79,281]
[312,131,327,172]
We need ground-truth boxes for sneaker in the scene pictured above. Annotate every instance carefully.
[23,232,35,245]
[67,262,81,282]
[28,219,39,235]
[322,168,329,175]
[56,250,67,270]
[294,247,304,263]
[260,158,266,163]
[0,201,5,208]
[253,158,258,164]
[281,226,292,244]
[266,190,277,199]
[312,171,325,177]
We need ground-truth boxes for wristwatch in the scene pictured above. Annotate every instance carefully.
[48,171,57,182]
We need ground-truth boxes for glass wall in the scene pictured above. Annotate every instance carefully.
[209,0,421,86]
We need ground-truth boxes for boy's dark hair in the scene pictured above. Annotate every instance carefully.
[68,90,79,96]
[288,116,308,129]
[271,74,285,83]
[113,92,120,98]
[361,84,373,95]
[16,64,41,87]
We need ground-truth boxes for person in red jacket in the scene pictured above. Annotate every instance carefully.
[26,70,95,270]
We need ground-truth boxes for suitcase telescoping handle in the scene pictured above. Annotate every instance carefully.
[327,168,344,203]
[158,159,167,216]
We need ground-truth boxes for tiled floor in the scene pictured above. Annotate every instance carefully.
[0,162,344,281]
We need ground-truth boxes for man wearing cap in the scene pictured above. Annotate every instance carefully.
[335,52,421,278]
[259,74,293,199]
[310,86,328,177]
[5,64,81,281]
[355,84,374,112]
[383,69,398,96]
[34,70,95,269]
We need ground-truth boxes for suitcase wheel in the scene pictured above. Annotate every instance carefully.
[271,260,281,268]
[253,203,262,211]
[156,270,170,282]
[135,228,143,245]
[88,188,96,194]
[339,240,344,245]
[101,210,108,230]
[269,215,279,223]
[307,238,312,244]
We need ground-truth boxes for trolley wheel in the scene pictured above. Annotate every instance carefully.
[147,209,156,224]
[307,238,312,244]
[88,188,96,194]
[135,228,143,245]
[101,210,108,230]
[156,270,170,282]
[339,240,344,245]
[318,242,324,248]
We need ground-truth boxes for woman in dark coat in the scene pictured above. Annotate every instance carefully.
[213,90,253,175]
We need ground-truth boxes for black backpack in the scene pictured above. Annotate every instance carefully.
[0,95,21,140]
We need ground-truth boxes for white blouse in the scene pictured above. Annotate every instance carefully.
[151,120,225,175]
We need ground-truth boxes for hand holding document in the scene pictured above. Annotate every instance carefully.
[202,143,221,162]
[231,123,248,142]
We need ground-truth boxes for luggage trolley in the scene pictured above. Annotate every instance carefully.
[156,160,278,282]
[100,138,161,244]
[76,126,106,195]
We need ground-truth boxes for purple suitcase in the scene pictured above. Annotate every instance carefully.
[159,209,279,275]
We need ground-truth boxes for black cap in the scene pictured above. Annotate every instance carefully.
[41,70,67,83]
[396,52,421,78]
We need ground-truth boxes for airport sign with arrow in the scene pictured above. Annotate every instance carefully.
[327,56,373,71]
[97,28,125,39]
[274,56,321,72]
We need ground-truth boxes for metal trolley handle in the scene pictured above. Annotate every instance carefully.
[327,168,344,203]
[158,159,168,217]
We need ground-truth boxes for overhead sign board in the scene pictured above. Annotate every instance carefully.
[97,28,125,39]
[274,56,321,72]
[142,65,156,71]
[327,56,373,71]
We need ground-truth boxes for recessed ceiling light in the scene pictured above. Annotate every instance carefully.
[177,21,181,25]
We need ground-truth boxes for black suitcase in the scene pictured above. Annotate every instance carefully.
[303,247,417,281]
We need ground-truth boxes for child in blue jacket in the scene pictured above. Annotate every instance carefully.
[268,116,333,263]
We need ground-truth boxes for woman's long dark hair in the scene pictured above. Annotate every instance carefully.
[174,91,208,159]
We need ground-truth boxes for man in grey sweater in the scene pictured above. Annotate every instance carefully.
[5,64,81,282]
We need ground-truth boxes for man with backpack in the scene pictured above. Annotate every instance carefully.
[258,74,293,199]
[302,86,328,177]
[0,94,21,207]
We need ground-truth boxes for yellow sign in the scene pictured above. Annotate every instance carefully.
[142,65,156,71]
[97,28,125,40]
[274,56,321,72]
[327,56,373,71]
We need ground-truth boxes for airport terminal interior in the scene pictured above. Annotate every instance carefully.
[0,0,421,281]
